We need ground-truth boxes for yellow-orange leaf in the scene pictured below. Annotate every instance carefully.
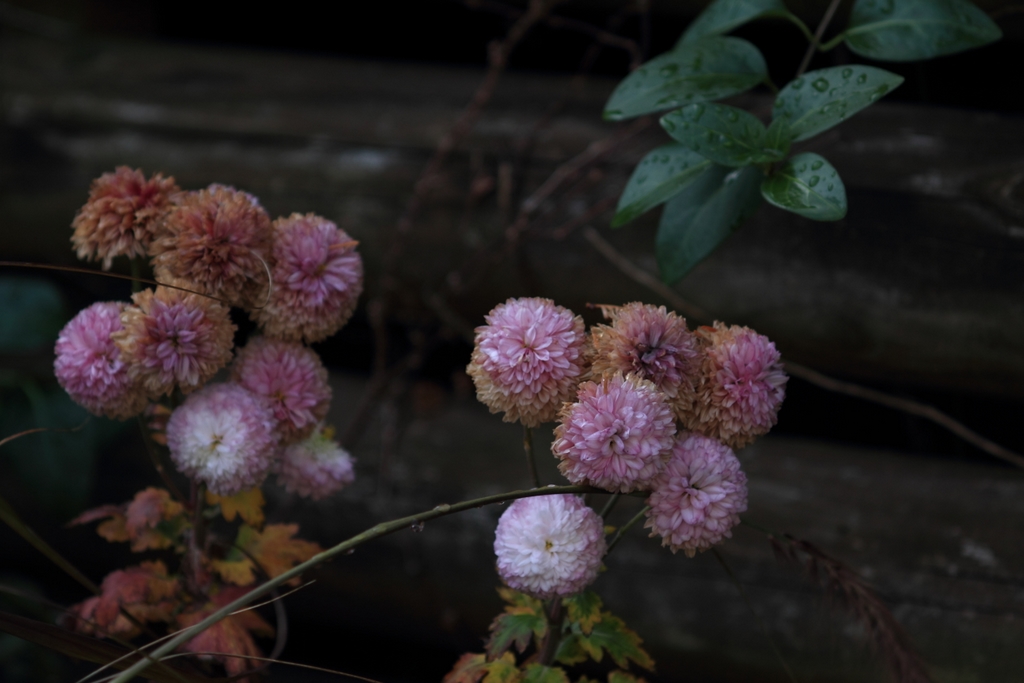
[206,488,265,528]
[213,524,321,586]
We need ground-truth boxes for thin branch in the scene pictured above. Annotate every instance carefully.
[523,426,541,488]
[605,505,650,555]
[796,0,843,77]
[598,492,620,520]
[712,548,799,683]
[581,227,709,321]
[106,484,597,683]
[583,225,1024,470]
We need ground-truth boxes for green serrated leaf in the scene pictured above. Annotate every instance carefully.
[761,152,847,221]
[678,0,793,44]
[772,65,903,142]
[522,664,570,683]
[0,277,66,354]
[487,608,547,659]
[604,37,767,121]
[498,587,544,612]
[661,103,772,167]
[484,653,522,683]
[562,592,603,635]
[845,0,1001,62]
[656,165,763,284]
[612,144,712,227]
[554,634,589,666]
[578,615,655,671]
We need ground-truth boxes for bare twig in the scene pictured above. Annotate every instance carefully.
[796,0,843,77]
[523,426,540,488]
[605,505,650,555]
[771,534,933,683]
[583,225,1024,470]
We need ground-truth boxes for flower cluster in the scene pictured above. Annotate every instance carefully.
[55,168,363,501]
[471,297,785,583]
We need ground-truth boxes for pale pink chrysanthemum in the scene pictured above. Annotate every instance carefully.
[553,373,676,493]
[54,301,149,420]
[251,213,363,343]
[166,383,278,496]
[494,494,605,599]
[645,432,747,557]
[467,297,587,428]
[689,322,788,448]
[149,185,272,308]
[71,167,180,270]
[113,284,236,397]
[231,336,332,443]
[277,425,355,500]
[590,302,701,420]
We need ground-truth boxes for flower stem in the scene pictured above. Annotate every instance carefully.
[598,492,620,519]
[796,0,843,78]
[523,425,540,488]
[605,505,650,555]
[538,598,564,665]
[107,484,595,683]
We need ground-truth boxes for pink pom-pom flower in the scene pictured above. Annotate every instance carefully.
[149,184,272,308]
[252,213,363,343]
[166,383,278,496]
[467,297,587,428]
[71,167,179,270]
[277,425,355,500]
[54,301,148,420]
[231,336,332,443]
[590,302,701,420]
[645,432,747,557]
[494,494,605,599]
[113,285,236,398]
[553,373,676,493]
[690,322,788,448]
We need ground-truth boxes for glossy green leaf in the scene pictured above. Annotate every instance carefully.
[761,152,847,220]
[678,0,793,44]
[656,165,763,283]
[845,0,1001,61]
[612,144,712,227]
[763,116,793,158]
[0,278,65,354]
[772,65,904,141]
[662,103,779,167]
[604,37,767,121]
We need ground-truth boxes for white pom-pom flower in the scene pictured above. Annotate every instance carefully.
[166,383,278,496]
[494,494,605,599]
[277,425,355,500]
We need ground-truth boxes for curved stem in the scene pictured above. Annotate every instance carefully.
[785,12,815,43]
[819,32,847,52]
[605,505,650,555]
[523,425,541,488]
[796,0,843,78]
[106,484,594,683]
[599,492,620,519]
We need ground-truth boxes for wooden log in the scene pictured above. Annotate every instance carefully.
[1,34,1022,398]
[257,373,1024,682]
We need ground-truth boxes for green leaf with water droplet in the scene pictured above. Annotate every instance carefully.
[845,0,1001,62]
[677,0,794,44]
[603,37,767,121]
[661,103,783,167]
[761,152,847,221]
[772,65,903,142]
[656,165,763,284]
[612,144,712,228]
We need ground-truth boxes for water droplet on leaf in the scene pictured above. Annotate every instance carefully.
[812,78,829,92]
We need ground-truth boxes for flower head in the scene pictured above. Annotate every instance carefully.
[494,494,605,599]
[277,425,355,500]
[467,297,587,427]
[113,284,236,397]
[231,336,332,442]
[590,303,701,419]
[71,167,179,270]
[166,383,278,496]
[54,301,149,419]
[553,373,676,493]
[645,432,747,557]
[251,213,363,343]
[690,322,787,448]
[149,185,272,307]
